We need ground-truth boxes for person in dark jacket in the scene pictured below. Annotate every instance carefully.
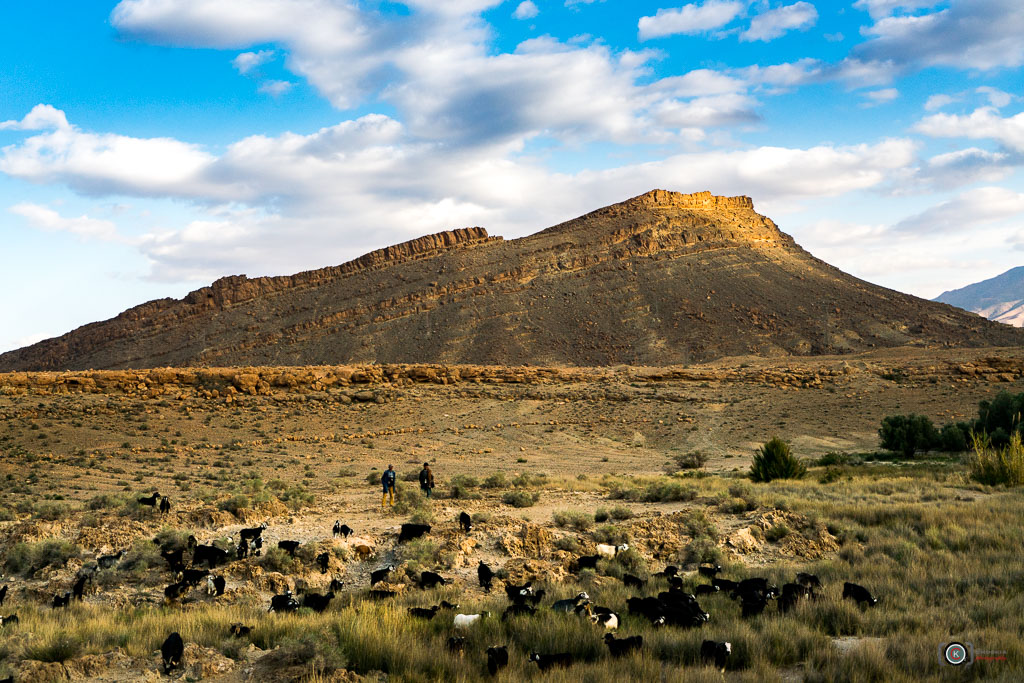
[381,464,397,508]
[419,463,435,498]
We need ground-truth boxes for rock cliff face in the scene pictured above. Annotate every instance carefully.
[2,190,1021,370]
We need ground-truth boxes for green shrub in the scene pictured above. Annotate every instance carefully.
[592,524,629,545]
[818,467,843,484]
[554,536,581,553]
[86,493,126,510]
[593,508,609,523]
[259,547,295,574]
[878,414,939,457]
[939,422,970,452]
[366,471,382,486]
[481,472,507,489]
[4,539,80,576]
[666,451,708,472]
[33,501,71,521]
[552,509,593,532]
[23,634,81,663]
[750,437,806,482]
[609,505,633,520]
[608,479,697,502]
[218,494,250,515]
[975,391,1024,445]
[448,475,480,499]
[969,432,1024,486]
[766,522,791,542]
[502,491,539,508]
[279,485,314,510]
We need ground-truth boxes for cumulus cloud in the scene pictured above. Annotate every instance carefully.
[0,104,70,131]
[894,187,1024,234]
[638,2,744,41]
[258,80,294,96]
[976,86,1012,108]
[741,2,818,43]
[856,0,1024,71]
[915,107,1024,154]
[853,0,941,20]
[9,203,120,241]
[924,94,955,111]
[862,88,899,105]
[916,148,1013,190]
[513,1,538,19]
[232,49,275,74]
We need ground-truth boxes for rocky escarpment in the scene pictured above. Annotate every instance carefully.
[2,189,1022,371]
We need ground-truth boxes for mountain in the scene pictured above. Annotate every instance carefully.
[3,189,1021,371]
[934,267,1024,327]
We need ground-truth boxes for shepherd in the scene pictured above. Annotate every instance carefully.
[382,464,397,508]
[419,462,435,499]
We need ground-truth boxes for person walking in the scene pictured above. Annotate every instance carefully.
[381,464,397,508]
[418,462,435,499]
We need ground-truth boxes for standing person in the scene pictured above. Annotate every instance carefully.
[418,462,435,499]
[381,464,397,508]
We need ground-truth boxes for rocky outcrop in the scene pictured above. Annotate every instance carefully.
[2,189,1022,371]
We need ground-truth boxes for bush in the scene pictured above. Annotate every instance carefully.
[878,414,939,457]
[609,505,634,520]
[592,524,629,545]
[366,471,382,486]
[502,491,539,508]
[554,536,581,553]
[593,508,609,523]
[969,432,1024,486]
[33,501,71,521]
[553,509,593,532]
[4,539,80,576]
[766,522,791,542]
[975,391,1024,445]
[23,634,82,663]
[86,493,126,510]
[608,479,697,502]
[666,451,708,472]
[750,437,806,482]
[259,547,295,573]
[939,422,970,452]
[218,494,250,515]
[448,475,480,500]
[481,472,507,489]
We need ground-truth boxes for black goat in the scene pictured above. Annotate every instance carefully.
[695,584,720,596]
[71,574,90,601]
[477,561,494,592]
[552,592,589,612]
[778,583,810,614]
[439,600,459,610]
[622,573,646,590]
[605,633,643,657]
[180,568,209,587]
[529,652,573,671]
[459,511,472,533]
[301,591,334,613]
[161,548,186,574]
[409,605,440,619]
[502,603,537,619]
[277,540,300,557]
[229,623,251,637]
[701,640,731,671]
[712,577,738,592]
[333,521,353,538]
[574,554,600,572]
[52,592,71,608]
[698,564,723,578]
[368,589,396,600]
[446,636,465,655]
[316,552,330,574]
[192,544,231,569]
[269,591,299,613]
[370,564,395,586]
[328,576,345,593]
[419,571,447,589]
[97,550,124,570]
[0,614,18,627]
[654,565,679,579]
[398,523,431,542]
[239,522,267,544]
[138,492,160,507]
[797,572,821,588]
[843,582,878,607]
[161,632,184,674]
[0,585,7,606]
[207,575,226,596]
[159,497,171,514]
[164,582,190,602]
[504,581,533,601]
[486,646,509,676]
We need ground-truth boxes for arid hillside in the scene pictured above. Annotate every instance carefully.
[2,190,1020,371]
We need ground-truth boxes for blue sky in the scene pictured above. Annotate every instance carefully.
[2,0,1023,353]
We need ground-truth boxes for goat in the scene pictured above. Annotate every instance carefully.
[0,585,7,606]
[398,523,431,543]
[164,582,190,602]
[622,573,646,590]
[138,492,160,507]
[701,640,731,671]
[316,552,330,575]
[0,614,18,627]
[459,511,472,533]
[192,543,231,569]
[797,572,821,589]
[843,582,878,607]
[778,583,810,614]
[269,591,299,613]
[695,584,720,596]
[734,577,777,599]
[370,564,395,586]
[239,522,267,544]
[419,571,447,589]
[590,610,619,630]
[453,612,489,629]
[369,589,396,600]
[301,591,334,613]
[486,645,509,675]
[206,575,226,597]
[504,581,533,601]
[698,564,723,578]
[52,592,71,608]
[712,577,737,592]
[595,543,628,559]
[604,633,643,657]
[552,592,590,612]
[520,589,546,606]
[353,544,373,560]
[333,521,353,538]
[159,497,171,514]
[408,605,439,619]
[529,652,573,671]
[477,561,494,592]
[328,576,345,593]
[97,550,124,570]
[503,603,537,620]
[574,554,600,572]
[71,574,90,601]
[161,632,184,674]
[229,623,251,637]
[439,600,459,610]
[277,540,300,557]
[161,548,186,574]
[654,565,679,579]
[446,636,465,656]
[180,568,209,587]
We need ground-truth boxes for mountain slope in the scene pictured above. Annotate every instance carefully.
[934,267,1024,327]
[3,189,1021,371]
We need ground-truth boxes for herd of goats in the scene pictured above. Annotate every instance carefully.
[1,492,882,677]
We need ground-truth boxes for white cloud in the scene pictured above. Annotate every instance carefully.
[0,104,70,131]
[232,49,275,74]
[638,2,744,41]
[924,94,955,111]
[894,187,1024,234]
[741,2,818,43]
[257,80,294,97]
[976,86,1012,108]
[9,203,119,241]
[739,59,823,89]
[918,148,1012,189]
[513,1,539,19]
[853,0,941,20]
[915,107,1024,154]
[857,0,1024,71]
[863,88,899,105]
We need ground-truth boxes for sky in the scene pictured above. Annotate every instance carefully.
[1,0,1023,353]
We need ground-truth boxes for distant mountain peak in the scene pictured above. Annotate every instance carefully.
[934,266,1024,328]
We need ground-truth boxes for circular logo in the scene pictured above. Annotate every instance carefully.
[944,642,968,666]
